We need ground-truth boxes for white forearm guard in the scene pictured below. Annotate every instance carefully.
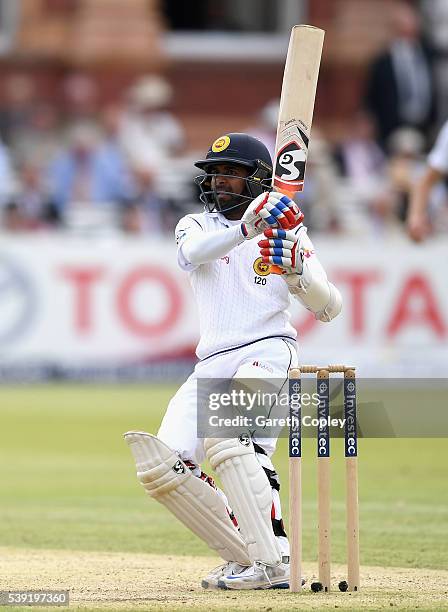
[285,265,342,322]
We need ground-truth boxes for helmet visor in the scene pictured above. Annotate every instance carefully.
[194,170,271,213]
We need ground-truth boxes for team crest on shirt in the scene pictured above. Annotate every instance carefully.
[253,257,271,276]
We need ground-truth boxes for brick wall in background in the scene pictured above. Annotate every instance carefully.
[16,0,163,68]
[0,0,398,150]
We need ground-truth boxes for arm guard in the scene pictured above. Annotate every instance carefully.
[286,270,342,322]
[284,231,342,322]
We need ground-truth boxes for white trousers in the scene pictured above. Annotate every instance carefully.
[158,337,298,465]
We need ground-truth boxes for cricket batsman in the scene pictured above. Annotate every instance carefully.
[125,133,342,590]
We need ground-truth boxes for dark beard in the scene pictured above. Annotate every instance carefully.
[220,201,249,220]
[214,189,250,220]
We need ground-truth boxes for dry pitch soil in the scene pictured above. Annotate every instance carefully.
[1,548,448,611]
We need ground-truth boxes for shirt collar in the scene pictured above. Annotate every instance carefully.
[206,211,239,226]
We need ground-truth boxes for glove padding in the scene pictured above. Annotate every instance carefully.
[258,228,304,274]
[241,192,304,240]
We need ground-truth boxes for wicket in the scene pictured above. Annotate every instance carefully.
[288,365,360,593]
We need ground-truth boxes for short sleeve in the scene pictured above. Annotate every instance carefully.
[428,120,448,174]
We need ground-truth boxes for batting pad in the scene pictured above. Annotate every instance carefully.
[124,431,250,565]
[205,437,282,566]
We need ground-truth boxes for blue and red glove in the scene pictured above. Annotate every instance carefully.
[241,192,304,239]
[258,227,304,273]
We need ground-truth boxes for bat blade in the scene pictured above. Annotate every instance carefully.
[273,25,325,196]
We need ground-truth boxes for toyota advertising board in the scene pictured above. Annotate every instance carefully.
[0,234,446,378]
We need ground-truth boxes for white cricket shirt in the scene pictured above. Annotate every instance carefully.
[175,211,297,360]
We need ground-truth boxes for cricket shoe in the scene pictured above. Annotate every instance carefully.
[201,561,250,589]
[218,559,292,590]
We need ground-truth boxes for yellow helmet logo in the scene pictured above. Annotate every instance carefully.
[253,257,271,276]
[212,135,231,153]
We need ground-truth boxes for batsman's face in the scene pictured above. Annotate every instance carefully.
[209,164,249,204]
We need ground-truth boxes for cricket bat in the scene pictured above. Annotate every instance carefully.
[273,25,325,196]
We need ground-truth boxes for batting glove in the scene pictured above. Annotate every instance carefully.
[241,192,304,240]
[258,227,304,274]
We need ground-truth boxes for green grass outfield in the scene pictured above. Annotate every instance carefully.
[0,384,447,610]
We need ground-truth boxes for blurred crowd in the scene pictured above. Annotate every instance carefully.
[0,72,197,236]
[249,103,447,239]
[1,1,447,239]
[250,2,448,239]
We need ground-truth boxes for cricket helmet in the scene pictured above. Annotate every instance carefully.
[194,133,273,213]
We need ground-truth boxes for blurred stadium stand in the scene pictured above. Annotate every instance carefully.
[0,0,446,380]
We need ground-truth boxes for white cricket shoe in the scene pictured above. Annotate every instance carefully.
[201,561,250,589]
[218,560,291,590]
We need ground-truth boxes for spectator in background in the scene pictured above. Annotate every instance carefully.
[61,73,99,130]
[0,137,16,206]
[98,102,134,199]
[420,0,448,127]
[0,74,36,147]
[296,129,341,233]
[406,118,448,241]
[247,99,279,159]
[47,123,131,219]
[387,127,426,224]
[1,203,23,232]
[10,102,62,167]
[97,100,167,235]
[117,75,185,234]
[6,159,60,230]
[123,169,169,235]
[333,110,387,185]
[120,202,143,234]
[120,75,185,173]
[364,1,436,152]
[332,113,394,237]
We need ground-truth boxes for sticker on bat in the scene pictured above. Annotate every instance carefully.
[274,123,309,193]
